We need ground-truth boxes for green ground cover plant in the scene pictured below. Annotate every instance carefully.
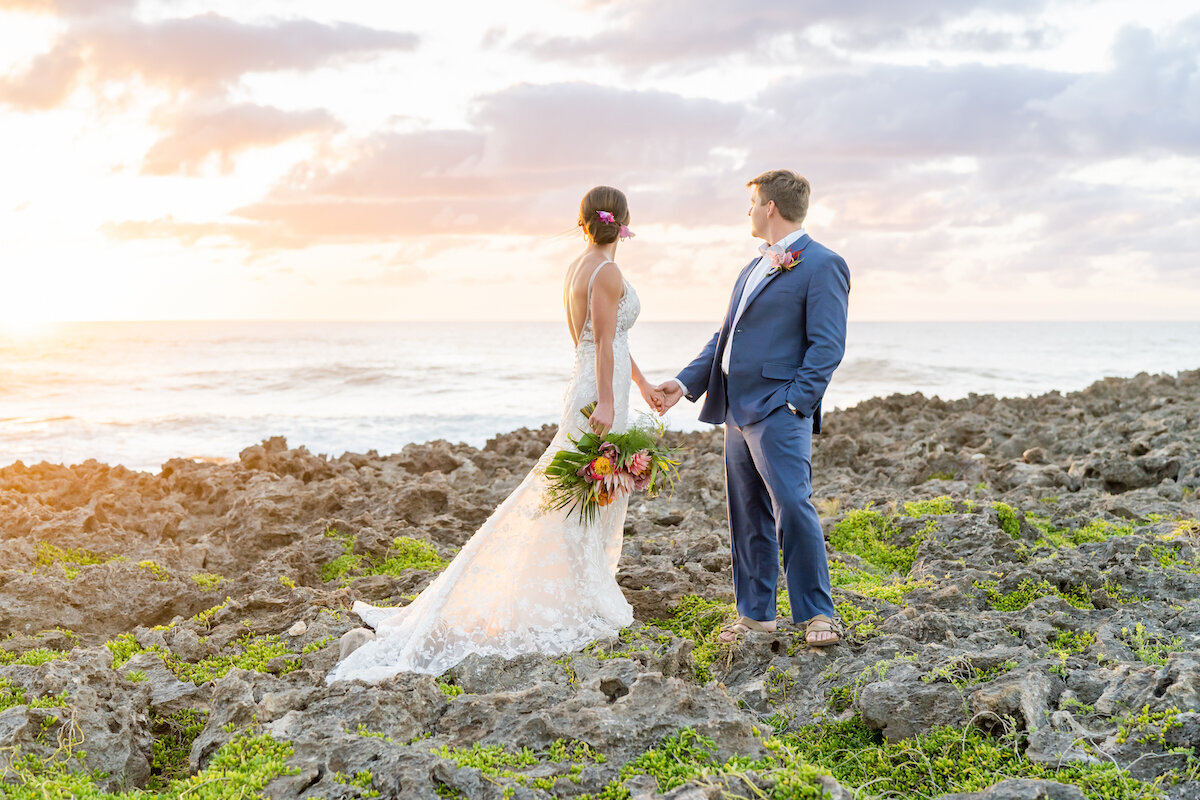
[0,729,297,799]
[921,656,1019,690]
[973,578,1094,611]
[572,728,830,799]
[33,542,124,580]
[780,715,1163,799]
[321,529,450,584]
[1120,623,1183,666]
[1116,705,1185,746]
[105,631,298,683]
[649,595,735,682]
[147,709,209,790]
[0,647,70,667]
[1050,629,1096,658]
[190,573,223,591]
[829,561,933,603]
[903,496,957,516]
[828,509,920,574]
[1026,513,1139,550]
[137,561,170,581]
[992,502,1021,538]
[435,739,607,795]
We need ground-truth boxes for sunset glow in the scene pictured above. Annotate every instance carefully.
[1,0,1198,322]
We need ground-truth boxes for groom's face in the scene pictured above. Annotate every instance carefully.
[748,187,769,239]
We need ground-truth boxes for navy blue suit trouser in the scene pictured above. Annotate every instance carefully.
[724,405,835,623]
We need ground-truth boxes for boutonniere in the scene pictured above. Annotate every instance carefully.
[765,246,805,276]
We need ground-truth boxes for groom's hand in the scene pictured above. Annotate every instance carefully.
[638,382,665,414]
[655,381,683,414]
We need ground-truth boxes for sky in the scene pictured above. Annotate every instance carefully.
[0,0,1198,323]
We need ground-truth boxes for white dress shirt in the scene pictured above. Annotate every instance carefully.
[721,227,806,375]
[675,228,805,399]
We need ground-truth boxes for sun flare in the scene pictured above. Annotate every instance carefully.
[0,318,58,341]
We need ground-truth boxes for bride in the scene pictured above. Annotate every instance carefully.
[328,186,662,683]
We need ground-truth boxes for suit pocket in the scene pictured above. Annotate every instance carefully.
[762,362,798,380]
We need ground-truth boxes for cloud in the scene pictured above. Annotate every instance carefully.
[97,12,1200,289]
[752,19,1200,164]
[751,65,1072,162]
[1036,20,1200,157]
[713,18,1200,282]
[515,0,1049,69]
[0,0,133,15]
[289,129,489,198]
[348,265,429,287]
[0,45,83,109]
[469,82,742,173]
[100,217,304,250]
[130,82,748,248]
[0,12,418,108]
[82,15,417,91]
[141,103,341,175]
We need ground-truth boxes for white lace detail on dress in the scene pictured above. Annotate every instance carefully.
[328,263,641,683]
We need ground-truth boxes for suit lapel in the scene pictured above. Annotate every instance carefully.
[724,259,758,330]
[713,259,759,367]
[740,233,811,316]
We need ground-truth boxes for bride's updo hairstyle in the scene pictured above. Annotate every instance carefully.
[578,186,630,245]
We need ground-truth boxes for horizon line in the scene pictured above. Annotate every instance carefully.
[13,318,1200,325]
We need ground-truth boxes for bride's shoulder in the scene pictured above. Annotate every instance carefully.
[572,255,620,281]
[588,261,625,301]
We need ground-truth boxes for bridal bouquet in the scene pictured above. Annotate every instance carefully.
[542,403,681,525]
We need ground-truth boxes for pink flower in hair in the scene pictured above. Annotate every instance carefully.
[596,211,616,224]
[618,225,635,240]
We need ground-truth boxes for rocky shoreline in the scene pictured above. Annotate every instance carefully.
[2,370,1199,799]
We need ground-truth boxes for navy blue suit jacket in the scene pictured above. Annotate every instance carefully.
[676,234,850,433]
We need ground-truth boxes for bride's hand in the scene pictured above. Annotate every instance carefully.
[638,382,664,413]
[589,401,614,438]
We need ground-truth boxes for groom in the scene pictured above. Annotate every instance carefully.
[657,169,850,647]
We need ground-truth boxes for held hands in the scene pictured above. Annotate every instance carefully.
[639,382,666,415]
[654,381,683,414]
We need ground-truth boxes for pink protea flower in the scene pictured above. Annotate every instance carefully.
[598,442,619,462]
[604,470,636,497]
[633,471,653,492]
[627,450,651,476]
[577,462,597,483]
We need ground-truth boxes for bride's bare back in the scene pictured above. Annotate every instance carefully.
[564,251,623,346]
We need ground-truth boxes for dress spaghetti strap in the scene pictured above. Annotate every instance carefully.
[586,259,614,299]
[581,259,615,329]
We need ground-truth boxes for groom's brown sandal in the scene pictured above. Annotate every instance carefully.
[803,615,842,647]
[718,616,776,643]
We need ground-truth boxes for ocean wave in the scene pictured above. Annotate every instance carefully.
[834,357,938,384]
[1,320,1197,472]
[0,415,78,426]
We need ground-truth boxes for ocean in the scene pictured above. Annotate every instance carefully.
[2,321,1197,472]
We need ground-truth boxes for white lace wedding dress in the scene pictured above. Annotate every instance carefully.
[328,262,639,683]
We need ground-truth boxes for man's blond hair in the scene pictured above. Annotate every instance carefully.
[747,169,811,224]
